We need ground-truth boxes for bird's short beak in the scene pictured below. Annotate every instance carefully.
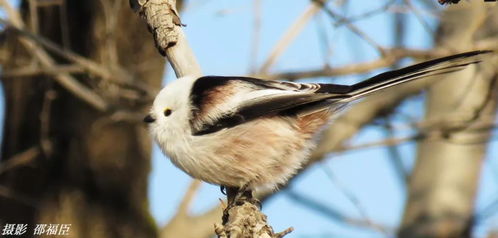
[143,114,156,123]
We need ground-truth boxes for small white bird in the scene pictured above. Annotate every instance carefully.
[145,51,489,194]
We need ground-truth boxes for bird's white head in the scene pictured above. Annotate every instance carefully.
[145,76,197,148]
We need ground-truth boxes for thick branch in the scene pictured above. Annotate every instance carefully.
[130,0,201,78]
[400,2,498,237]
[216,190,293,238]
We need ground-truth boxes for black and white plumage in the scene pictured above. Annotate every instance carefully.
[145,50,490,192]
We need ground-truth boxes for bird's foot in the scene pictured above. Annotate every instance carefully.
[220,185,226,195]
[222,184,261,223]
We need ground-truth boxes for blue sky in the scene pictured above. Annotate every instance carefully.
[0,0,497,237]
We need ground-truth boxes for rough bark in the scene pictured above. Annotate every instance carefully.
[399,2,498,237]
[0,0,167,237]
[214,201,293,238]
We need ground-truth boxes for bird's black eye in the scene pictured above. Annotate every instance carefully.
[164,108,172,117]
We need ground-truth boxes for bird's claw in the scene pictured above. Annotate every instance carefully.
[222,184,261,223]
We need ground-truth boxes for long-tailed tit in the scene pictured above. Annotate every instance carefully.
[145,51,490,193]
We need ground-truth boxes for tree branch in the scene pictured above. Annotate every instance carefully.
[130,0,201,78]
[258,0,325,74]
[285,189,392,232]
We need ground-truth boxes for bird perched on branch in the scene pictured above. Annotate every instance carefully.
[144,50,490,196]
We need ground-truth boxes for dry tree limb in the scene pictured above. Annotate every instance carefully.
[129,1,289,237]
[130,0,201,78]
[177,180,202,216]
[215,203,293,238]
[248,0,262,74]
[159,180,219,238]
[216,190,293,238]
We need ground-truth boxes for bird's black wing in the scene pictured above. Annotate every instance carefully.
[189,76,350,135]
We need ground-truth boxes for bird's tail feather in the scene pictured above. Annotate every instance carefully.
[341,50,492,102]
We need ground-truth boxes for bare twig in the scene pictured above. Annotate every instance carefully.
[382,121,409,185]
[263,44,497,80]
[314,0,385,54]
[28,0,39,33]
[340,133,422,153]
[333,115,498,154]
[161,204,223,238]
[248,0,261,74]
[333,0,397,27]
[177,180,202,216]
[320,163,391,236]
[476,196,498,222]
[285,189,393,232]
[315,11,332,67]
[262,52,397,80]
[0,146,40,175]
[404,0,435,36]
[258,0,326,74]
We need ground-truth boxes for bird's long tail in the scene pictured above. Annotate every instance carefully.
[340,50,492,102]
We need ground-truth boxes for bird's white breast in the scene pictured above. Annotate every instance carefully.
[156,115,325,192]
